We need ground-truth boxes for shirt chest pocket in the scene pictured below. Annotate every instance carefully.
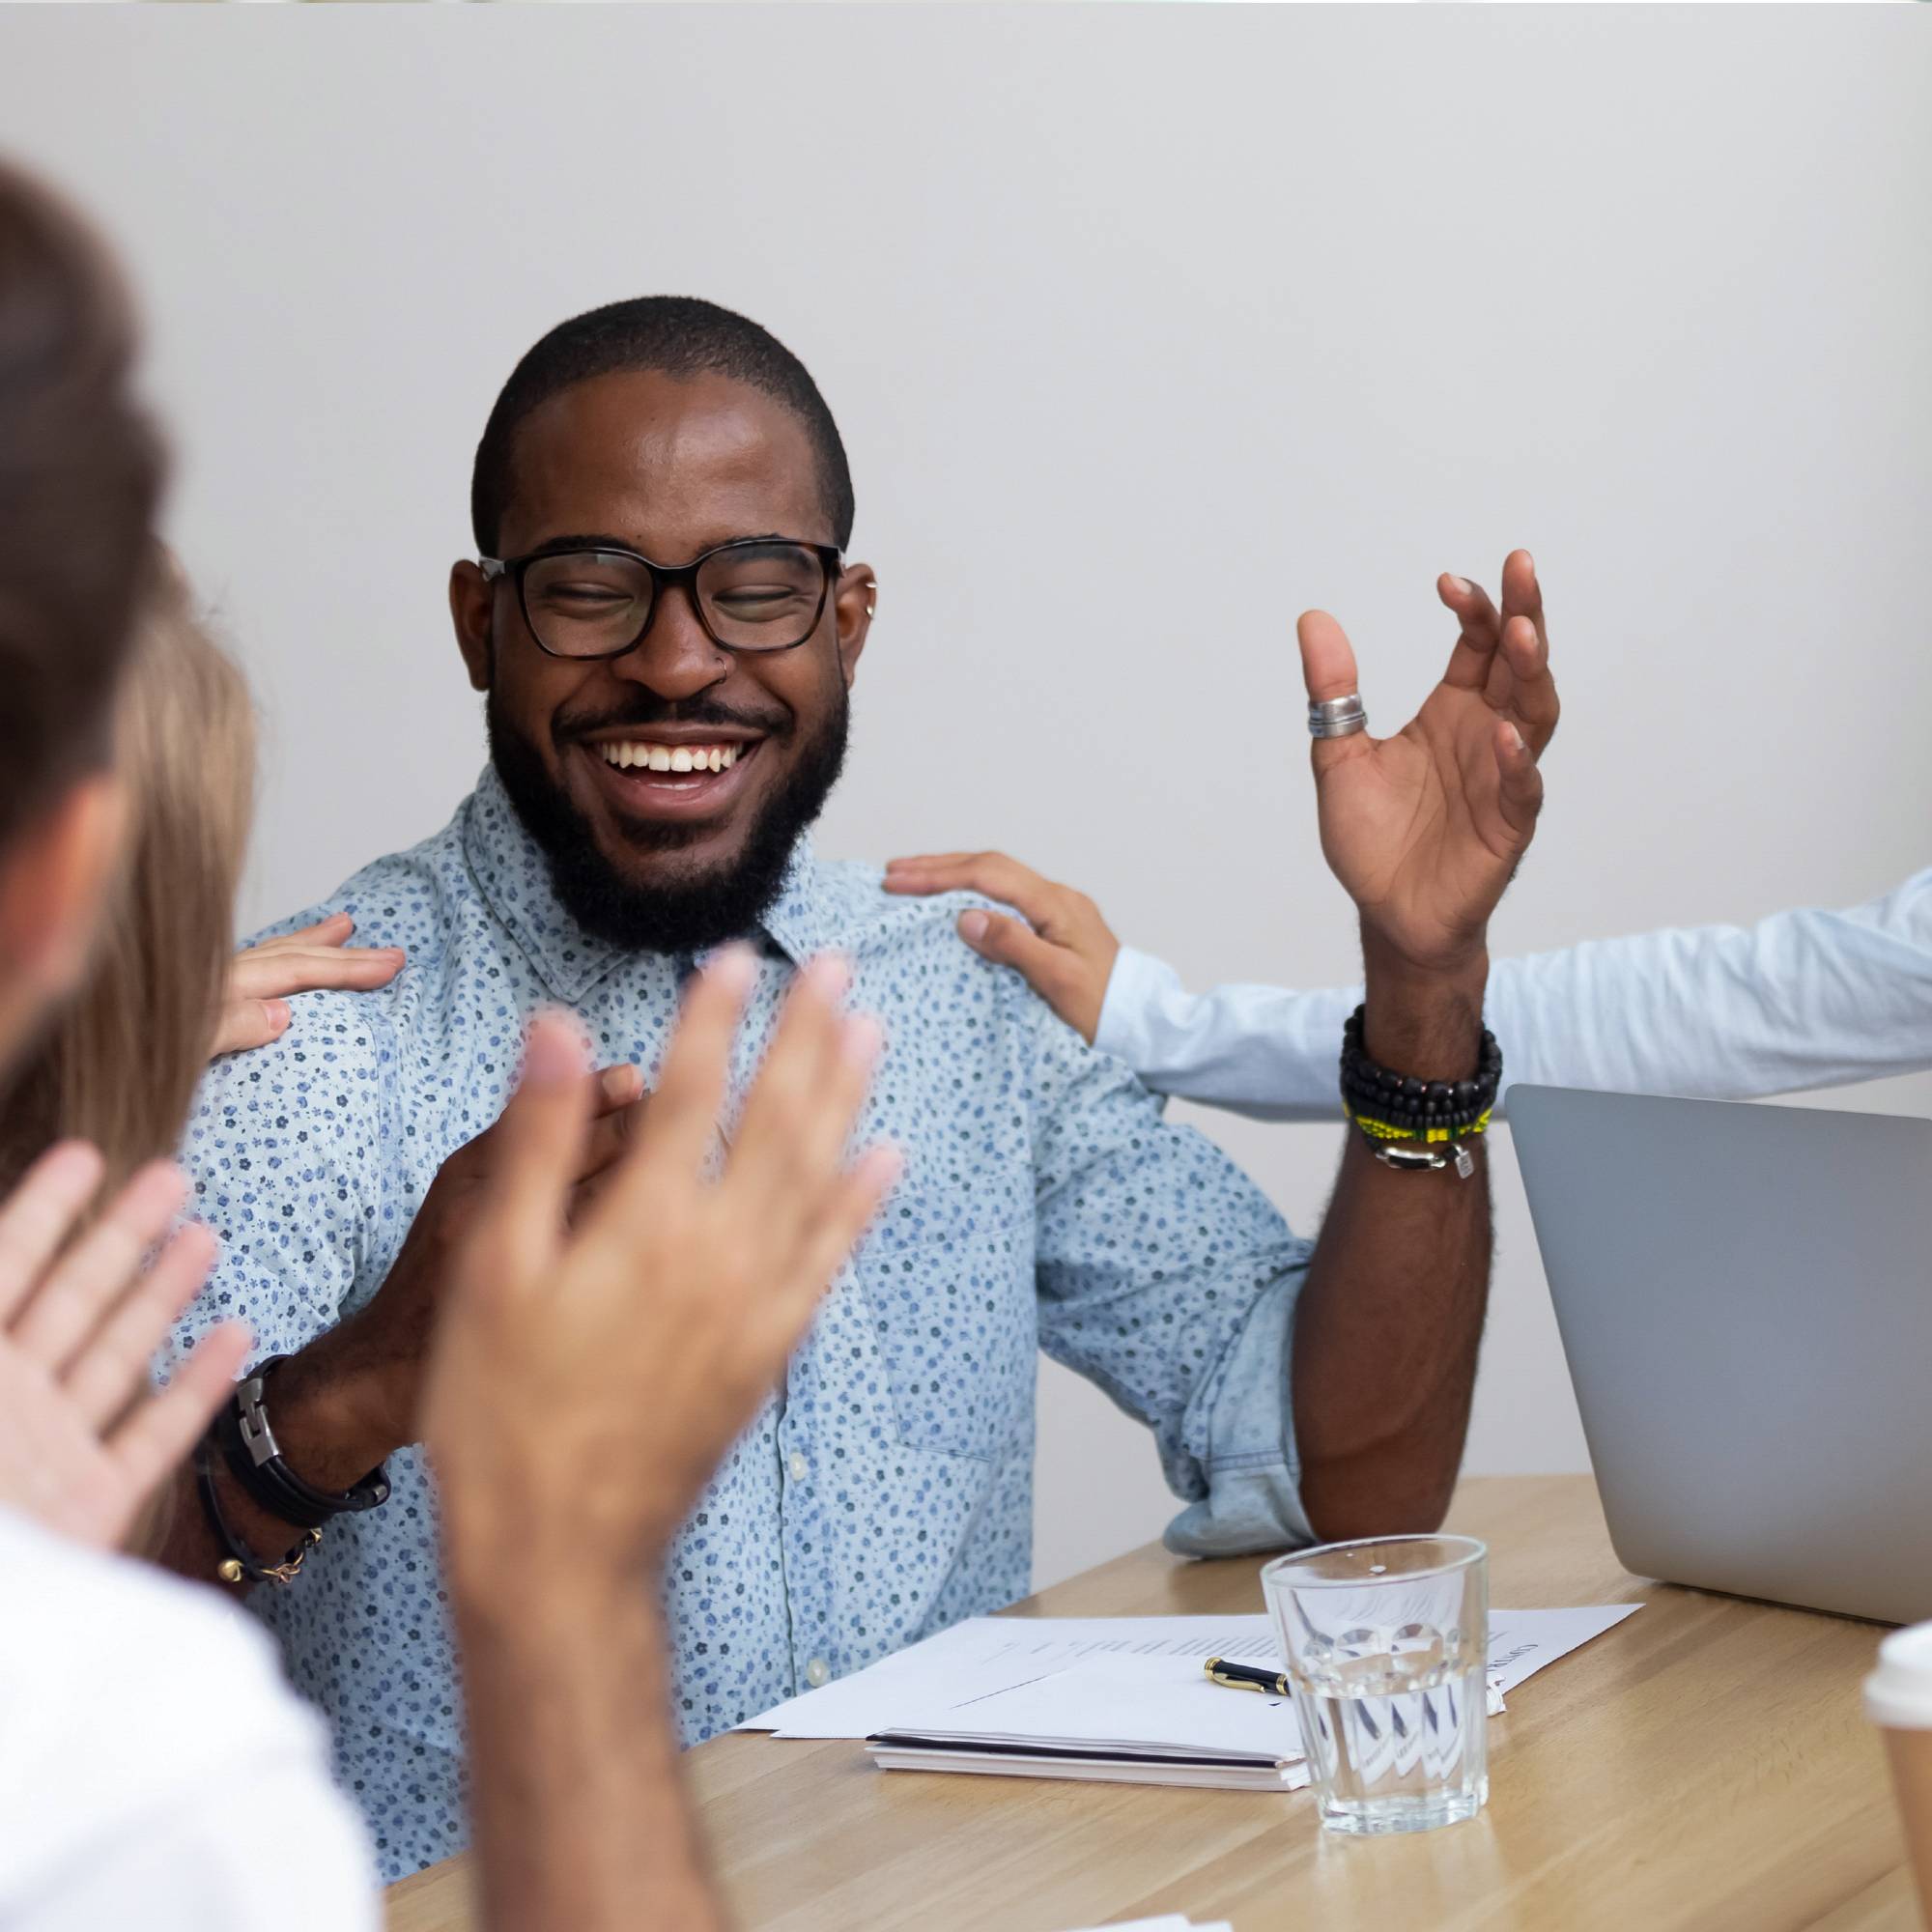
[861,1209,1038,1463]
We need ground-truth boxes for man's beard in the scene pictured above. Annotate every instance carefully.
[488,684,848,956]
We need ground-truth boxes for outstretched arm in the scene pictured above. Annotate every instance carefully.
[1287,555,1556,1537]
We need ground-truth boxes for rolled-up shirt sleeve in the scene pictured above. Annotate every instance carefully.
[1020,975,1321,1557]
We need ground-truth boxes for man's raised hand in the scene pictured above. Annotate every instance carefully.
[1300,551,1557,979]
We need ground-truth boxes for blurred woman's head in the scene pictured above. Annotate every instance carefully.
[0,565,256,1195]
[0,156,164,1070]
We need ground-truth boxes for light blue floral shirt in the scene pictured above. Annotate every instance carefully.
[176,766,1317,1880]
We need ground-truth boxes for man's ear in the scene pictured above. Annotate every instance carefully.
[832,562,876,691]
[0,772,127,1056]
[450,561,494,694]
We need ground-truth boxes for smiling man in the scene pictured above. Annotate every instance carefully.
[163,297,1558,1880]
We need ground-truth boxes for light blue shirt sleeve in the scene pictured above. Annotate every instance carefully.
[172,985,402,1360]
[1094,867,1932,1119]
[1017,976,1319,1556]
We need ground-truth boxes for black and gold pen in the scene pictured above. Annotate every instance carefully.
[1204,1657,1289,1696]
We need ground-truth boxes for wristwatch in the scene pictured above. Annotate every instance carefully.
[215,1355,391,1530]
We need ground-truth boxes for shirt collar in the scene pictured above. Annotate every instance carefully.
[459,763,829,1001]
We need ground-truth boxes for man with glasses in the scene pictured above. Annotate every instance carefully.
[162,295,1559,1880]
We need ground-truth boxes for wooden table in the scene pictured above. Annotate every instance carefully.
[386,1475,1920,1932]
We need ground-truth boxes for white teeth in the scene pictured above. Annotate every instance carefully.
[597,740,746,774]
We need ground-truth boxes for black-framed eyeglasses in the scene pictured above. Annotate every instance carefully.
[479,536,844,661]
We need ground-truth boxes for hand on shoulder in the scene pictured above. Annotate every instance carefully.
[883,851,1120,1045]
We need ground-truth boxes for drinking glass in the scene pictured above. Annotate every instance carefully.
[1262,1533,1489,1834]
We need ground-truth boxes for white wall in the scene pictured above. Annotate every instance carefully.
[3,4,1929,1590]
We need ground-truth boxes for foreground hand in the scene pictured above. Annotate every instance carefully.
[883,852,1120,1043]
[1300,551,1557,977]
[0,1144,251,1549]
[213,911,407,1058]
[424,949,900,1578]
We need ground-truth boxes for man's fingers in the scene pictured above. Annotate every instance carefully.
[1498,612,1560,751]
[12,1162,189,1373]
[108,1320,254,1513]
[1295,610,1361,704]
[883,852,979,873]
[1295,611,1377,774]
[630,945,760,1183]
[956,908,1079,1000]
[577,1092,652,1180]
[469,1012,596,1293]
[1436,573,1505,691]
[0,1141,104,1322]
[883,852,1063,927]
[63,1222,220,1429]
[593,1062,645,1117]
[1492,720,1546,848]
[1499,548,1548,658]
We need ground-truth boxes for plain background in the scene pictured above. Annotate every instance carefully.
[3,5,1928,1589]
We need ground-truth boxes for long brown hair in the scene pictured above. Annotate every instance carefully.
[0,561,255,1197]
[0,157,163,846]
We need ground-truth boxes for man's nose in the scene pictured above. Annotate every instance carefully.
[610,581,729,702]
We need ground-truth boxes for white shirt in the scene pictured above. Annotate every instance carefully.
[1095,867,1932,1119]
[0,1508,377,1932]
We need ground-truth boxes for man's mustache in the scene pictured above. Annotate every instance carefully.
[554,696,793,743]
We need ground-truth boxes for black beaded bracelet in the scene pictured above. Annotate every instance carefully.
[1339,1005,1503,1161]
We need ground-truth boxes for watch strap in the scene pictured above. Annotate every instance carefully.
[217,1356,391,1529]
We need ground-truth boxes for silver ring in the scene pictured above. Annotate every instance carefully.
[1308,694,1368,739]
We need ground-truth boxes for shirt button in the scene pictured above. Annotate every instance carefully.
[806,1658,831,1689]
[787,1453,809,1483]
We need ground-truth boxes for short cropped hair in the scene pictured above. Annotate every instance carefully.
[0,159,163,844]
[469,296,854,556]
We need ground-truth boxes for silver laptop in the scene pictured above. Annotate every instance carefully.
[1510,1085,1932,1625]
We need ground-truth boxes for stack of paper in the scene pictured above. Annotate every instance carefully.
[742,1606,1639,1792]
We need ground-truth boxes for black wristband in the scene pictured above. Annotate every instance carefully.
[194,1434,323,1586]
[216,1356,390,1530]
[1338,1004,1502,1139]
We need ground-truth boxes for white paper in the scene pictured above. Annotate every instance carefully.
[884,1650,1313,1760]
[877,1646,1500,1764]
[1480,1604,1642,1696]
[741,1604,1640,1743]
[743,1614,1293,1739]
